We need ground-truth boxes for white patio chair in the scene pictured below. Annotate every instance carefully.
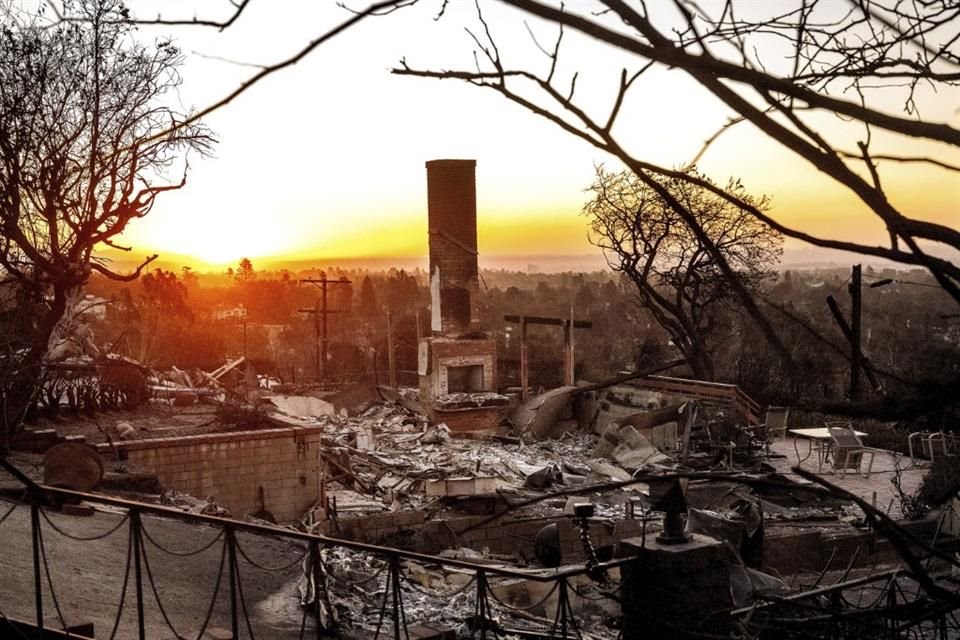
[826,424,877,478]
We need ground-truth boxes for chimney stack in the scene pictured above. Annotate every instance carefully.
[425,159,479,336]
[419,159,505,437]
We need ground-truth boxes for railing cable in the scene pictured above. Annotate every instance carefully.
[0,494,22,526]
[228,528,259,640]
[140,518,224,556]
[138,517,188,639]
[190,532,228,640]
[39,507,129,541]
[106,516,134,640]
[233,533,306,572]
[36,507,71,632]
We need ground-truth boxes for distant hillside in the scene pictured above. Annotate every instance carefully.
[94,242,958,276]
[93,248,205,273]
[780,243,960,269]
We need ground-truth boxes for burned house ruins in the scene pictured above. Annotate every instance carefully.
[418,160,508,436]
[0,159,957,640]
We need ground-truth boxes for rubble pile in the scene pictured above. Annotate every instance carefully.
[292,400,665,525]
[161,489,230,517]
[312,544,619,639]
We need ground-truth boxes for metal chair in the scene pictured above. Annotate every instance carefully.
[826,423,877,477]
[764,406,790,440]
[908,431,957,464]
[745,406,790,458]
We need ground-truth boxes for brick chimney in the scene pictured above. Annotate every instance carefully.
[426,159,480,336]
[419,159,506,437]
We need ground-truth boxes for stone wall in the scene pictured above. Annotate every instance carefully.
[98,426,322,523]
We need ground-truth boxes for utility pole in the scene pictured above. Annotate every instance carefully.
[298,273,352,382]
[296,300,322,381]
[849,264,863,401]
[386,311,397,388]
[826,264,880,400]
[520,317,529,401]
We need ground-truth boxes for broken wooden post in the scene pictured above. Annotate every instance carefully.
[504,314,592,395]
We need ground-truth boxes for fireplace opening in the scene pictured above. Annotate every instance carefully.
[446,364,484,393]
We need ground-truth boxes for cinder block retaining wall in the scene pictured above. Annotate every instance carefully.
[97,426,322,522]
[764,516,938,575]
[324,510,940,573]
[322,510,646,560]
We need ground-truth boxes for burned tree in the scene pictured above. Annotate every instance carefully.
[0,0,212,446]
[394,0,960,297]
[585,166,781,380]
[390,0,960,416]
[130,269,195,365]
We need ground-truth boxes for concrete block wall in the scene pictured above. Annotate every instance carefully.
[763,517,937,575]
[98,426,322,522]
[326,510,644,560]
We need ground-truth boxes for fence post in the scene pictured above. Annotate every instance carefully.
[558,577,569,638]
[474,569,489,640]
[30,500,44,639]
[388,554,407,640]
[310,539,323,640]
[130,511,146,640]
[553,576,581,639]
[226,526,239,640]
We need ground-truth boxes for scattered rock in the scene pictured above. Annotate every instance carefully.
[113,421,138,440]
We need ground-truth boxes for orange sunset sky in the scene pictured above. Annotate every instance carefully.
[110,1,959,269]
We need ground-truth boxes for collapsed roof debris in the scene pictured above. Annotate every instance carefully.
[4,361,955,639]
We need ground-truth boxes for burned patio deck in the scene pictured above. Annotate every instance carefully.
[766,436,928,520]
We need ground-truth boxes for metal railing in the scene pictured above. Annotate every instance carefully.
[0,457,626,639]
[732,568,960,639]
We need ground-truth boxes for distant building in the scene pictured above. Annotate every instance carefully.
[75,294,109,320]
[213,304,248,321]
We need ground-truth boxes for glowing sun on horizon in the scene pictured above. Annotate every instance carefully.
[142,214,296,267]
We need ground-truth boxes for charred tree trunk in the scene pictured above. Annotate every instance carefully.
[2,285,78,451]
[672,333,715,382]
